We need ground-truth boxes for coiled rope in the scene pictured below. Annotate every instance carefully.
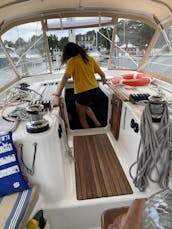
[0,87,30,119]
[129,102,172,191]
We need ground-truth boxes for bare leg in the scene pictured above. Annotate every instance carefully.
[75,102,89,128]
[86,107,101,127]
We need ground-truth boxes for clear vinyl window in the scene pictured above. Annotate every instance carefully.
[109,18,155,69]
[140,26,172,80]
[46,16,113,71]
[1,21,50,77]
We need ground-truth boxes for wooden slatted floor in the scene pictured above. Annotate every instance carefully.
[74,134,133,200]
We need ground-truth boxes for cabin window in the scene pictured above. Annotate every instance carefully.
[46,16,113,71]
[1,21,50,77]
[109,18,155,69]
[140,26,172,81]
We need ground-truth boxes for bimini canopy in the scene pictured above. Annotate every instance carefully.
[0,0,172,32]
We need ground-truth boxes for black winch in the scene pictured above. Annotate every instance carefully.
[148,95,166,122]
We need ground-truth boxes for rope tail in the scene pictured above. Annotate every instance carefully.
[129,102,172,191]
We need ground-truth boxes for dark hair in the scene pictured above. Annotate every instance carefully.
[61,42,88,64]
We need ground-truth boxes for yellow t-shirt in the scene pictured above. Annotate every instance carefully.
[65,55,102,94]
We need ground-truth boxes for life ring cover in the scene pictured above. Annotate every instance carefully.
[111,73,152,86]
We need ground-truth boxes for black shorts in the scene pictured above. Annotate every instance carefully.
[75,87,105,105]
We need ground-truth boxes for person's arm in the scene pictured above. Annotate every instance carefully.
[108,199,146,229]
[98,69,107,84]
[54,73,70,97]
[119,199,146,229]
[92,57,107,84]
[54,57,74,97]
[52,73,70,107]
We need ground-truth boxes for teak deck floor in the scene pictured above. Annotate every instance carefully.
[74,134,133,200]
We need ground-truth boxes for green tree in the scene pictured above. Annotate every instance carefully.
[98,27,113,50]
[58,37,68,50]
[15,38,27,55]
[28,35,44,55]
[47,34,59,53]
[117,19,155,49]
[137,23,155,49]
[3,40,15,48]
[15,37,26,48]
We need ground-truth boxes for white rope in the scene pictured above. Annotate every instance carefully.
[129,103,172,191]
[0,87,30,117]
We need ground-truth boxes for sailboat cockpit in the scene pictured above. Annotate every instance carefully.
[0,1,172,229]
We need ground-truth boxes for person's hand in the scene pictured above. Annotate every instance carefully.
[105,79,111,85]
[102,78,107,84]
[108,198,147,229]
[108,213,125,229]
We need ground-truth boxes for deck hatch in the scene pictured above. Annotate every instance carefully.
[74,134,133,200]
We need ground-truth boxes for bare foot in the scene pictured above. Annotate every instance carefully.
[94,121,101,127]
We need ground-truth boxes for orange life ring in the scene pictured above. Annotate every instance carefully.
[111,73,152,86]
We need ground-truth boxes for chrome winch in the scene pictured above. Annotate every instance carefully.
[26,104,49,133]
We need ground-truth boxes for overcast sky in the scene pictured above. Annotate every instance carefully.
[2,21,97,43]
[1,17,103,44]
